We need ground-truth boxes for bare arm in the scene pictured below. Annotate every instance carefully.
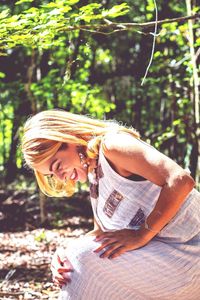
[94,133,195,258]
[86,217,104,236]
[103,132,195,239]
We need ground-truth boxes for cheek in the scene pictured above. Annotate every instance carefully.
[62,154,78,168]
[77,167,88,182]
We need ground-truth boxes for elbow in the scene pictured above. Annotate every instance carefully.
[167,170,195,193]
[184,173,195,191]
[175,171,195,193]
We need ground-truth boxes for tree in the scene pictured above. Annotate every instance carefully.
[0,0,199,190]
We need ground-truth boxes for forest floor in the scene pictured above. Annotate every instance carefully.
[0,186,93,300]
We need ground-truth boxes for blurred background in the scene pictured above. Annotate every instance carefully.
[0,0,199,298]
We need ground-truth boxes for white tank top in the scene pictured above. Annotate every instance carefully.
[89,147,200,243]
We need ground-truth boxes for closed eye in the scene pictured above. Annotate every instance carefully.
[57,161,61,170]
[44,160,62,177]
[53,160,61,173]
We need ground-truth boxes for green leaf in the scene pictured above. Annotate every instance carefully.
[65,0,80,4]
[0,72,6,78]
[15,0,34,5]
[173,119,181,126]
[41,1,79,9]
[79,3,102,13]
[146,0,155,12]
[0,9,10,20]
[102,3,129,18]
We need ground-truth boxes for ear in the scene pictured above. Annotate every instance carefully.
[77,145,87,155]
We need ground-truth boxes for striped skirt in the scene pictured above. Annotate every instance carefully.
[59,234,200,300]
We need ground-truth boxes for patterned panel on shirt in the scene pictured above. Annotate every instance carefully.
[96,163,104,181]
[89,164,104,200]
[129,208,145,227]
[103,190,124,218]
[89,183,98,199]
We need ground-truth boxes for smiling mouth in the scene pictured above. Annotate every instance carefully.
[70,168,78,181]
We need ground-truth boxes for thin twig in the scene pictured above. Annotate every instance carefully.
[80,28,127,35]
[0,291,24,296]
[141,0,158,85]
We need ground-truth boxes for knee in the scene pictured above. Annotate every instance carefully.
[66,236,98,263]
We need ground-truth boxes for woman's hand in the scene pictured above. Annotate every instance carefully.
[51,248,73,287]
[93,229,149,259]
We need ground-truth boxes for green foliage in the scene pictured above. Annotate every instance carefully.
[0,72,6,78]
[34,229,49,243]
[30,74,115,117]
[0,98,14,162]
[15,0,34,4]
[0,1,129,53]
[0,0,199,187]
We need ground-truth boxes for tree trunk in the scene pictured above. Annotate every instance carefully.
[25,49,48,223]
[185,0,200,188]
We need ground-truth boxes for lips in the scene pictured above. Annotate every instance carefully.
[70,168,78,181]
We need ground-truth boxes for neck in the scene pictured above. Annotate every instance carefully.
[88,157,98,171]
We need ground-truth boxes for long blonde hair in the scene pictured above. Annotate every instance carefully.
[22,109,140,197]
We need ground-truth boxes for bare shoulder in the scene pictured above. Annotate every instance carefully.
[102,131,154,177]
[102,132,143,177]
[102,131,193,187]
[103,131,154,157]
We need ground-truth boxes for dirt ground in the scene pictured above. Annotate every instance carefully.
[0,188,93,300]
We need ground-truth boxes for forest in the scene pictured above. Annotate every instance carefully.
[0,0,199,299]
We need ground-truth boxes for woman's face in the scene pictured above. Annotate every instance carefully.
[34,143,88,183]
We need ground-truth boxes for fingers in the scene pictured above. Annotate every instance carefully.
[93,231,134,259]
[108,247,126,259]
[93,238,117,253]
[62,258,74,270]
[57,266,73,273]
[55,248,73,267]
[51,259,68,273]
[53,274,71,288]
[52,266,73,287]
[53,272,70,285]
[51,250,74,287]
[51,258,73,273]
[100,244,124,259]
[51,250,74,271]
[93,236,127,259]
[95,232,114,241]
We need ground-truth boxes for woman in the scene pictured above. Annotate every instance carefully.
[22,109,200,300]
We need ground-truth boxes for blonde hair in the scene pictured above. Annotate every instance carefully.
[22,109,140,197]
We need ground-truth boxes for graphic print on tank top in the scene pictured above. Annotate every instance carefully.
[129,208,145,227]
[96,164,104,181]
[103,190,124,218]
[89,163,104,199]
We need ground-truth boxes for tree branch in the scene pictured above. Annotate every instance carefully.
[58,14,200,34]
